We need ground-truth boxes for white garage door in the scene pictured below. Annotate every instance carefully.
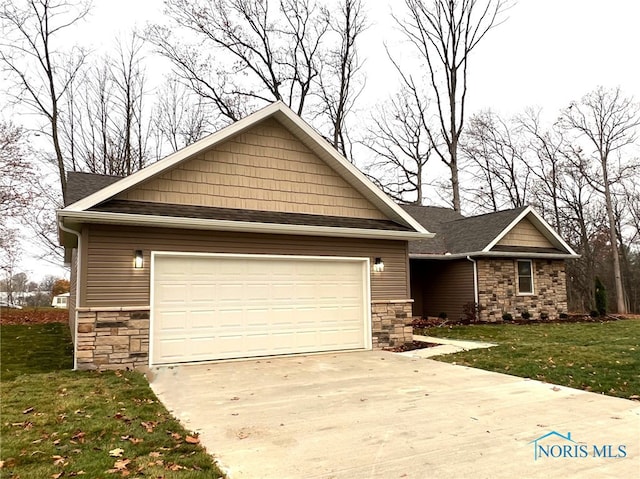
[151,253,370,365]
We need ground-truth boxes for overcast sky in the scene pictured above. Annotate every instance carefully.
[18,0,640,281]
[79,0,640,117]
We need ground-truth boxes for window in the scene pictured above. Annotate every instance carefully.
[517,260,534,295]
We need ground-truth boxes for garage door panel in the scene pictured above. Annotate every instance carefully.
[152,255,368,364]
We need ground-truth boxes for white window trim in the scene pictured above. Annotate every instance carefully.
[516,259,535,296]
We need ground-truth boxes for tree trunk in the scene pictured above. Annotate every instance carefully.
[602,158,627,313]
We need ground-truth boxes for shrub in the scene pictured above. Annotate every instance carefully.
[521,310,531,320]
[595,277,607,316]
[589,310,599,318]
[559,312,568,319]
[438,312,448,320]
[462,302,479,324]
[502,312,513,321]
[540,312,549,320]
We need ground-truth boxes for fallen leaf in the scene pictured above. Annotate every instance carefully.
[22,407,34,414]
[141,421,157,433]
[551,386,561,391]
[113,458,130,470]
[52,455,66,466]
[51,473,63,479]
[109,448,125,457]
[167,462,184,471]
[169,432,181,440]
[185,435,200,444]
[149,451,162,458]
[0,461,4,469]
[128,437,144,445]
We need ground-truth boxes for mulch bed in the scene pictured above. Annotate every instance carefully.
[411,313,633,329]
[383,341,442,353]
[0,308,69,325]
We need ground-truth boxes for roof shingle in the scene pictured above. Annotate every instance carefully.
[401,205,532,254]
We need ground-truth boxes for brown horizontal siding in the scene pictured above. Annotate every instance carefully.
[117,118,386,220]
[410,259,475,320]
[497,218,553,248]
[83,224,409,307]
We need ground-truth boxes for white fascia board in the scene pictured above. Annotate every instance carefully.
[58,210,430,241]
[525,208,579,256]
[482,206,578,256]
[409,251,580,260]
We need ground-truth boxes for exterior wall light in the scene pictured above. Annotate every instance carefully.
[373,257,384,272]
[134,250,144,269]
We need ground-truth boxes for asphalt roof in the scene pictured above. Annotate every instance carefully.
[91,199,412,231]
[66,171,123,206]
[401,204,529,254]
[66,171,410,231]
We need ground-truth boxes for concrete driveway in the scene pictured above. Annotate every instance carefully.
[149,351,640,478]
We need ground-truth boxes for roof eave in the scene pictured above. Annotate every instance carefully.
[409,251,580,260]
[58,210,433,241]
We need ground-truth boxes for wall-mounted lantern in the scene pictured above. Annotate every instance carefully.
[134,250,144,269]
[373,257,384,272]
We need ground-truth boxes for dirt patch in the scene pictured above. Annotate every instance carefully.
[0,308,68,325]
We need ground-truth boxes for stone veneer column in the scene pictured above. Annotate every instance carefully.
[75,308,150,370]
[371,300,414,349]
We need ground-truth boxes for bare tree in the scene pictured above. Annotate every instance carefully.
[461,110,529,212]
[517,108,568,232]
[394,0,508,211]
[0,121,35,220]
[111,34,148,175]
[363,85,436,204]
[317,0,367,157]
[148,0,329,122]
[0,0,90,202]
[153,78,210,155]
[559,86,640,314]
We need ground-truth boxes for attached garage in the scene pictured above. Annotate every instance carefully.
[59,102,431,370]
[151,253,370,364]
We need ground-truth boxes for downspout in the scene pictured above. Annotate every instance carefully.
[58,220,81,371]
[466,256,479,313]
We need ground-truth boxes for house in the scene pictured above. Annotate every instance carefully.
[57,101,432,370]
[52,292,70,309]
[402,205,579,322]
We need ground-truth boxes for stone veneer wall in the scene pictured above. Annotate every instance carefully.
[477,259,567,322]
[74,301,412,370]
[75,308,150,370]
[371,300,414,349]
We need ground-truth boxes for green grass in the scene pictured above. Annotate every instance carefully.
[0,323,225,478]
[418,320,640,399]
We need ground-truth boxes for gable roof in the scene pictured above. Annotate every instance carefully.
[402,205,578,258]
[58,102,431,241]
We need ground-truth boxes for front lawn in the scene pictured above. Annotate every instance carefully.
[418,319,640,399]
[0,323,225,478]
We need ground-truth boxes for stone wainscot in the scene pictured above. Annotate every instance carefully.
[477,259,567,322]
[75,307,150,370]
